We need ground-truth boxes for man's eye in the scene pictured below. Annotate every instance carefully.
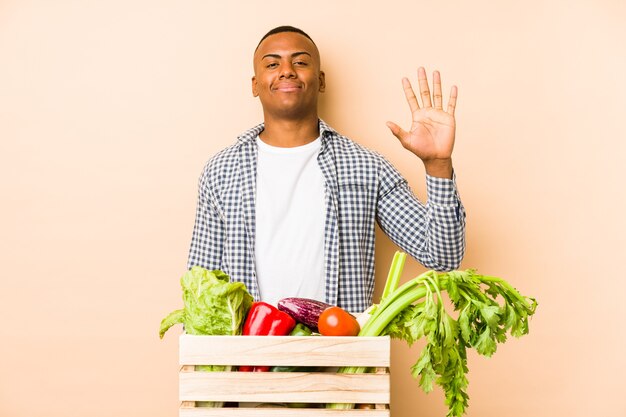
[294,61,308,66]
[267,63,278,68]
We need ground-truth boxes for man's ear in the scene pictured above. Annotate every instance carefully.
[318,71,326,93]
[251,76,258,97]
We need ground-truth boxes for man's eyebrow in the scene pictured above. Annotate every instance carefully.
[261,51,312,60]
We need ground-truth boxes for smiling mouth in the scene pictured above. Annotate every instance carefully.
[274,83,302,92]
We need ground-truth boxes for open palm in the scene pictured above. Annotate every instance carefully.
[387,67,458,164]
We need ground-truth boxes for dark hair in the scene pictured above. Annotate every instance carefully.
[255,25,316,50]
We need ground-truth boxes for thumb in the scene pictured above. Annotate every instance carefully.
[386,121,409,144]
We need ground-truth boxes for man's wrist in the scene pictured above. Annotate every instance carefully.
[423,158,453,179]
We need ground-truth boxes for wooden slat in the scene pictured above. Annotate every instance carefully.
[180,371,390,404]
[179,335,390,367]
[374,368,389,410]
[179,408,389,417]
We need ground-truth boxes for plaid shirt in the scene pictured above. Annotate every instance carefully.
[187,120,466,313]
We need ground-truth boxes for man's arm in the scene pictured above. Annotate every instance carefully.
[376,158,465,271]
[378,67,465,269]
[187,167,225,270]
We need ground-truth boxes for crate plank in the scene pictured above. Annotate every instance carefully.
[180,408,389,417]
[179,335,390,367]
[180,371,390,404]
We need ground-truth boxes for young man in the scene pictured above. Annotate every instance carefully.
[187,26,465,313]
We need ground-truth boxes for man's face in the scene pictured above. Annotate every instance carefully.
[252,32,325,120]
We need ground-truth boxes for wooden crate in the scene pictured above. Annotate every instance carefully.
[179,334,391,416]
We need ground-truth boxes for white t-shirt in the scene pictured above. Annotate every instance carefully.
[254,136,326,307]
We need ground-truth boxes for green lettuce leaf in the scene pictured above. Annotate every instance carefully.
[159,267,254,407]
[159,266,253,338]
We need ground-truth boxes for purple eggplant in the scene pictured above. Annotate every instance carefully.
[277,298,332,332]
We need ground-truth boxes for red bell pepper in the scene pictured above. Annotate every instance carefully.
[239,301,296,372]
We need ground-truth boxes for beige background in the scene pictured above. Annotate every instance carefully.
[1,1,625,416]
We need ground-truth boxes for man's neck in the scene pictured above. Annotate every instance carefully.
[259,114,320,148]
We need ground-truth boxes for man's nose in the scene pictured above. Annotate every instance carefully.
[279,62,296,78]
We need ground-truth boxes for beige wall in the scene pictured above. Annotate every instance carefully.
[1,1,625,416]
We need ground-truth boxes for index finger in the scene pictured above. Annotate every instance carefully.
[402,77,420,113]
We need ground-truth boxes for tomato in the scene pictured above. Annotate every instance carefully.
[317,306,360,336]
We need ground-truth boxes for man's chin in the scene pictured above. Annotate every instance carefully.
[266,105,316,121]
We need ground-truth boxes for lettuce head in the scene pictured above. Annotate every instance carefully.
[159,266,253,338]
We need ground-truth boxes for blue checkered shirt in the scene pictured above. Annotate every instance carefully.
[187,120,466,313]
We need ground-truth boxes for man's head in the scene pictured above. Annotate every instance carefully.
[252,26,325,121]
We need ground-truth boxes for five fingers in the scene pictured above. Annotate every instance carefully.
[401,67,457,115]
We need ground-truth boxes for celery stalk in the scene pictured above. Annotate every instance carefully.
[327,258,538,417]
[381,251,407,301]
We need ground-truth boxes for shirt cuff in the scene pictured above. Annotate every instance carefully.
[426,172,460,206]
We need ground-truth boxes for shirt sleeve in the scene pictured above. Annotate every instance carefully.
[186,165,226,271]
[376,158,466,271]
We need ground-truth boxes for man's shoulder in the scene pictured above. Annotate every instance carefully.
[204,143,239,170]
[321,121,403,186]
[197,145,236,190]
[202,123,264,175]
[322,122,385,163]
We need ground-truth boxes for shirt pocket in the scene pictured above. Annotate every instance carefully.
[337,182,376,230]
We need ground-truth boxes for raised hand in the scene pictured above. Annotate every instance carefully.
[386,67,457,178]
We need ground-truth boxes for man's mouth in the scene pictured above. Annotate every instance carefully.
[274,82,302,92]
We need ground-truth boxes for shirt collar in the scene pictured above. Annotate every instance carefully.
[236,119,337,145]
